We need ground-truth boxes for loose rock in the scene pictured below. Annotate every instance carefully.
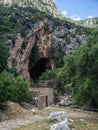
[50,120,70,130]
[49,111,68,122]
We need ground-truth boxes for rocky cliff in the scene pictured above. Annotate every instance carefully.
[8,17,88,80]
[8,19,53,80]
[75,17,98,27]
[0,0,63,18]
[0,0,90,80]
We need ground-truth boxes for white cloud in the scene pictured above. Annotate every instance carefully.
[61,10,68,17]
[61,10,81,20]
[70,14,81,21]
[88,16,94,19]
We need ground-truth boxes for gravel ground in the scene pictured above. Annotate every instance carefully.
[0,115,46,130]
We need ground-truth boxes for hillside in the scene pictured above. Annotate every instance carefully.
[0,0,63,18]
[0,0,90,80]
[0,0,98,113]
[75,17,98,28]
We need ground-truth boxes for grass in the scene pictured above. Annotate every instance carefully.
[15,120,50,130]
[74,120,98,130]
[15,107,98,130]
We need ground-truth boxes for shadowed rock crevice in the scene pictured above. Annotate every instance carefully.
[30,58,51,80]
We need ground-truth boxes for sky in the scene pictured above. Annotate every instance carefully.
[53,0,98,20]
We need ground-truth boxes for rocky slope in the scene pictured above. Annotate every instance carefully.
[0,0,63,18]
[0,0,90,80]
[8,18,89,80]
[75,17,98,27]
[8,19,53,80]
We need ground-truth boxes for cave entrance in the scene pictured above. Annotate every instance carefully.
[30,58,51,80]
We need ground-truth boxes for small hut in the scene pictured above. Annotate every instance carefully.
[29,85,53,110]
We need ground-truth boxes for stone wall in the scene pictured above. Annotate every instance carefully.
[30,87,53,109]
[38,95,46,109]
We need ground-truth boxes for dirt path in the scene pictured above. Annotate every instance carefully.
[0,106,98,130]
[0,115,46,130]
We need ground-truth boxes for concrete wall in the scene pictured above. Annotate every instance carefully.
[38,95,46,109]
[47,88,53,106]
[29,90,40,105]
[30,87,53,108]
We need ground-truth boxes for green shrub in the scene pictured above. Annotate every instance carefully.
[0,70,29,105]
[40,69,56,80]
[12,76,29,102]
[30,81,36,87]
[53,90,59,97]
[0,70,13,105]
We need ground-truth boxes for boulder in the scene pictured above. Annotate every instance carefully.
[58,96,73,107]
[31,108,38,114]
[50,120,70,130]
[49,111,68,122]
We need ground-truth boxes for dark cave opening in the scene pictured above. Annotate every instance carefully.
[30,58,51,80]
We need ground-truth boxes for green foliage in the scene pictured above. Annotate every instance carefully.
[40,69,65,93]
[40,69,56,80]
[53,90,59,96]
[30,81,36,87]
[43,28,98,109]
[0,41,8,73]
[74,77,98,108]
[29,44,40,71]
[0,70,29,105]
[0,3,51,41]
[56,28,98,109]
[12,76,29,102]
[0,70,13,105]
[7,67,19,77]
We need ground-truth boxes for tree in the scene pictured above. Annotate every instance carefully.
[0,41,8,73]
[56,28,98,109]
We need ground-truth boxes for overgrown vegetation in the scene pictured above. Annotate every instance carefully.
[0,70,29,106]
[40,28,98,110]
[0,3,57,41]
[0,41,8,73]
[0,2,97,111]
[0,3,50,107]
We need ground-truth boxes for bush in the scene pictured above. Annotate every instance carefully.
[53,90,59,97]
[40,69,56,80]
[30,81,36,87]
[12,76,29,102]
[0,70,13,105]
[74,77,98,108]
[0,70,29,105]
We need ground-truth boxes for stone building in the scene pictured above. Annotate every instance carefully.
[29,86,53,109]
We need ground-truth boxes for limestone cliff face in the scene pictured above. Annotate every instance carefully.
[75,17,98,27]
[8,19,53,80]
[2,1,89,80]
[1,0,63,18]
[8,17,87,80]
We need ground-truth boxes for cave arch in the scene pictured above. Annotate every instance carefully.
[8,19,53,81]
[30,58,51,80]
